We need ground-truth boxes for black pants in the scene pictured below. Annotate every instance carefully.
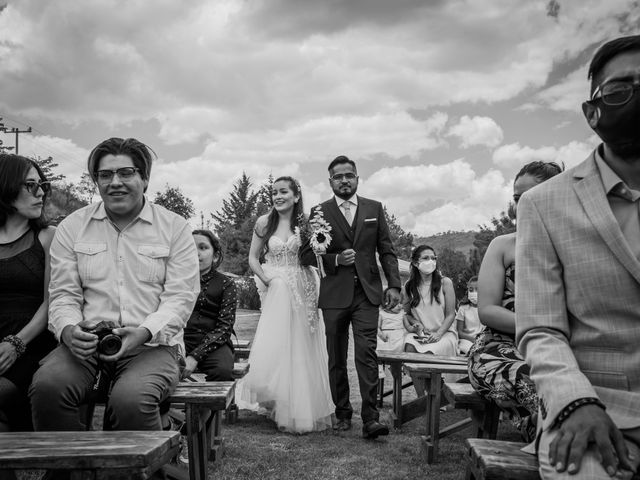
[196,344,234,382]
[322,282,379,424]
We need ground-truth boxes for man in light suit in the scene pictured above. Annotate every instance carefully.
[300,155,401,439]
[516,35,640,479]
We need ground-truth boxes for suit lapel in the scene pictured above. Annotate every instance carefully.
[323,198,354,242]
[573,154,640,284]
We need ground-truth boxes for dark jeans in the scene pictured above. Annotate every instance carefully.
[322,282,379,424]
[30,344,181,431]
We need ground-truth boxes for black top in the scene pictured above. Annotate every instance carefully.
[184,269,237,362]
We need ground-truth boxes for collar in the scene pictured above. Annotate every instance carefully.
[334,194,358,208]
[594,148,640,201]
[91,197,153,224]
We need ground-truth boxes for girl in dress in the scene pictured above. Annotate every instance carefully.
[468,161,562,442]
[456,276,481,355]
[403,245,457,395]
[237,176,333,433]
[0,154,57,433]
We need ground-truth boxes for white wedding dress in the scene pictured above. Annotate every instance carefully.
[236,234,334,433]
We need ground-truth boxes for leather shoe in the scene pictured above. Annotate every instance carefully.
[333,419,352,431]
[362,420,389,439]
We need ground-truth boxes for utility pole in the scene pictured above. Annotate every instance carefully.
[0,118,13,153]
[3,126,32,154]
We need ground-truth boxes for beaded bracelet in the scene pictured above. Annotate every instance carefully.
[2,335,26,358]
[554,397,606,427]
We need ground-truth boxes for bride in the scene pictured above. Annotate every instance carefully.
[236,176,333,433]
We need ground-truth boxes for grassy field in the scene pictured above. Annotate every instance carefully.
[199,309,521,480]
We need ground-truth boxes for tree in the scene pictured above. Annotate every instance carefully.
[438,247,471,303]
[211,172,258,229]
[33,156,65,183]
[468,208,516,272]
[45,183,88,225]
[212,172,262,275]
[75,172,97,204]
[383,206,413,260]
[255,173,274,216]
[153,184,195,220]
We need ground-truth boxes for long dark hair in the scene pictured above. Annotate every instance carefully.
[257,176,304,255]
[192,229,223,270]
[0,154,49,230]
[404,245,443,309]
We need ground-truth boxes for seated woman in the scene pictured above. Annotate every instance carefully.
[0,154,57,432]
[403,244,457,396]
[182,230,237,381]
[468,161,562,442]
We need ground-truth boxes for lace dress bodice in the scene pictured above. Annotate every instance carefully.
[264,235,300,269]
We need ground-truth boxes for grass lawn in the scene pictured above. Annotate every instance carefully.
[204,309,522,480]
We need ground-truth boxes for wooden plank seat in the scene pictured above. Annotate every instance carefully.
[465,438,540,480]
[185,362,250,425]
[166,381,235,480]
[233,339,251,360]
[0,430,179,480]
[442,382,500,440]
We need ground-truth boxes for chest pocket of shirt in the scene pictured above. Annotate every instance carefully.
[137,245,170,283]
[74,243,108,281]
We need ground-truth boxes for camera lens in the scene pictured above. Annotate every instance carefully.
[99,334,122,356]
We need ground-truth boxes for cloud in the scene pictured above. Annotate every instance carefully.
[492,139,598,170]
[447,116,503,149]
[365,161,510,236]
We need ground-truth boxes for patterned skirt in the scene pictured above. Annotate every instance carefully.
[467,328,538,436]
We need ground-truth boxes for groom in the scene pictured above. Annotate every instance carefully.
[301,155,401,439]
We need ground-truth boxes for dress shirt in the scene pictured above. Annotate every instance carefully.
[48,199,200,355]
[334,194,358,226]
[595,149,640,261]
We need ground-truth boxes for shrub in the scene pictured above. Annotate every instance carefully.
[235,276,261,310]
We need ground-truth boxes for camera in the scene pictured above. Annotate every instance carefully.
[84,321,122,356]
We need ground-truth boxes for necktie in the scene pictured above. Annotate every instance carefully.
[342,201,353,226]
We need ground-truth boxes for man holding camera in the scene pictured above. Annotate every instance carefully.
[30,138,199,435]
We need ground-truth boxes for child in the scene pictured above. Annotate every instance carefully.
[456,276,482,355]
[376,291,408,378]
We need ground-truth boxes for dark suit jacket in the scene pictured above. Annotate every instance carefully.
[300,196,401,309]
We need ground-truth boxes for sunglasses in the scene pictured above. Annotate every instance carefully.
[23,180,51,196]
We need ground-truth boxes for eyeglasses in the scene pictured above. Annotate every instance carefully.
[591,81,640,106]
[23,180,51,195]
[95,167,140,184]
[330,173,357,182]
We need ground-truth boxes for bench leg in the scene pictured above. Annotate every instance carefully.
[389,363,403,429]
[225,402,238,424]
[207,410,224,462]
[185,404,208,480]
[421,373,442,464]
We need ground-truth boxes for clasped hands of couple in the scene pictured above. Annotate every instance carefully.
[61,319,151,362]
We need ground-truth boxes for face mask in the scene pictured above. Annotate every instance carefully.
[587,93,640,158]
[418,260,436,275]
[468,292,478,304]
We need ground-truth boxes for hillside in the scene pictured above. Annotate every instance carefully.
[414,230,476,258]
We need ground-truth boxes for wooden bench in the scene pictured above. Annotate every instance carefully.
[465,438,540,480]
[403,362,469,464]
[442,382,500,440]
[186,362,249,424]
[233,339,251,360]
[165,381,235,480]
[0,430,179,479]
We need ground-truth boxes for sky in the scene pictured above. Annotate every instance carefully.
[1,0,639,236]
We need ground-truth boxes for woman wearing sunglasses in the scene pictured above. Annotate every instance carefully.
[0,154,57,434]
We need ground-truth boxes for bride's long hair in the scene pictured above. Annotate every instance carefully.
[257,176,304,256]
